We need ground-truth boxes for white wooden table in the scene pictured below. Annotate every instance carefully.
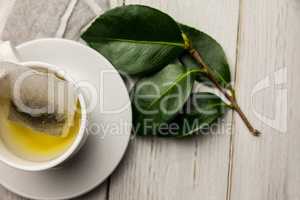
[0,0,299,199]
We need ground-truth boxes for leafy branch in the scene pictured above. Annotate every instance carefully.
[82,5,261,137]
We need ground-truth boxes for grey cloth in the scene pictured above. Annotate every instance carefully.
[2,0,105,44]
[64,0,100,40]
[2,0,71,44]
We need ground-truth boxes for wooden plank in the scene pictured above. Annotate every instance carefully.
[108,1,240,200]
[109,0,124,8]
[74,180,108,200]
[230,0,300,199]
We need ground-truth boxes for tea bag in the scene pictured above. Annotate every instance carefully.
[0,61,77,136]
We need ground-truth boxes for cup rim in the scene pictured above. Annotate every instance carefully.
[0,61,88,171]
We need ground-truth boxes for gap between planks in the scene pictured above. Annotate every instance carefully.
[226,0,244,199]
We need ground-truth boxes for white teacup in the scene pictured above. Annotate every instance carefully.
[0,61,88,171]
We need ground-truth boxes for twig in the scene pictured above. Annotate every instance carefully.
[189,48,261,136]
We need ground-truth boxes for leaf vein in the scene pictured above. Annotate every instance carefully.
[84,36,185,47]
[147,69,201,109]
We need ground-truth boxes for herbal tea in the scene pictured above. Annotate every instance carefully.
[0,100,81,162]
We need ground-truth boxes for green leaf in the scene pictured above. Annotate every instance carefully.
[132,61,200,135]
[159,92,229,137]
[82,5,185,75]
[180,24,231,87]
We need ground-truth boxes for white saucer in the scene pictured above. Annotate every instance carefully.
[0,39,132,200]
